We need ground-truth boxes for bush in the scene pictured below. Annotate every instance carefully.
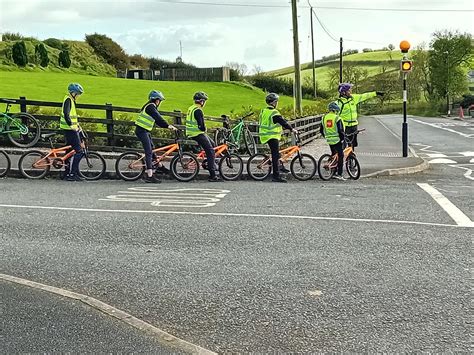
[148,57,195,70]
[12,41,28,66]
[43,38,65,50]
[58,50,71,68]
[459,94,474,108]
[2,32,37,41]
[35,43,49,67]
[362,48,373,52]
[85,33,129,70]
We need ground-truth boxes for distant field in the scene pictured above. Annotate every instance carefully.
[0,71,314,117]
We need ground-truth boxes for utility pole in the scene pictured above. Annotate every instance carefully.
[310,6,316,98]
[339,37,343,83]
[179,41,183,59]
[291,0,302,116]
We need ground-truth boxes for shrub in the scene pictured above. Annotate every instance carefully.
[43,38,64,50]
[12,41,28,66]
[35,43,49,67]
[58,50,71,68]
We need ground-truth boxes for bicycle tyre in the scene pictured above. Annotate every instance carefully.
[218,153,243,181]
[7,113,41,148]
[246,153,271,181]
[214,128,227,146]
[346,154,361,180]
[79,152,106,181]
[19,150,50,179]
[290,153,317,181]
[0,150,11,178]
[317,154,336,181]
[243,128,257,156]
[115,152,144,181]
[170,153,199,182]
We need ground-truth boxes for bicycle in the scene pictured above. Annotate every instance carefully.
[317,129,364,181]
[0,99,41,147]
[214,112,257,155]
[197,143,244,181]
[247,132,317,181]
[18,130,106,180]
[0,150,11,177]
[115,131,199,182]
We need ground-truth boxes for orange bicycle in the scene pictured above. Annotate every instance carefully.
[317,129,363,180]
[18,131,106,180]
[246,132,316,181]
[196,143,243,181]
[115,131,199,182]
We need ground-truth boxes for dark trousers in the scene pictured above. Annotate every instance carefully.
[267,138,281,179]
[64,130,83,176]
[345,125,358,148]
[193,134,216,178]
[135,126,156,170]
[330,141,344,176]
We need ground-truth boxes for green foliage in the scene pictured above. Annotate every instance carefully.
[43,38,65,50]
[128,54,149,69]
[35,43,49,67]
[459,94,474,108]
[2,32,37,41]
[85,33,129,70]
[58,50,71,68]
[12,41,28,66]
[148,57,195,70]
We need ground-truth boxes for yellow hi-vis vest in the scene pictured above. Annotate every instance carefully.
[185,104,203,137]
[322,112,342,145]
[259,107,282,144]
[59,94,78,130]
[135,103,156,131]
[337,92,376,127]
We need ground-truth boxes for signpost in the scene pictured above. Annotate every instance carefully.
[400,40,412,158]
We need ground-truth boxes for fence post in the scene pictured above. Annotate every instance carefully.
[174,110,182,125]
[19,96,27,113]
[105,103,115,147]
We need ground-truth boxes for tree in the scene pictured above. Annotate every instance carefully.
[388,44,395,51]
[85,33,129,70]
[329,62,369,91]
[12,41,28,66]
[226,62,248,81]
[35,43,49,67]
[410,44,433,101]
[129,54,149,69]
[428,30,472,108]
[58,49,71,68]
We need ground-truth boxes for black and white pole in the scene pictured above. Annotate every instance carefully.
[402,71,408,157]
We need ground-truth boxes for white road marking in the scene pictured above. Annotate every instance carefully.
[460,152,474,157]
[449,165,474,181]
[426,153,447,158]
[0,274,216,355]
[471,158,474,163]
[0,203,471,229]
[428,158,457,164]
[410,118,474,138]
[100,188,230,208]
[417,183,474,227]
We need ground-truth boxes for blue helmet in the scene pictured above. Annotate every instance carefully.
[338,82,353,95]
[328,102,341,112]
[149,90,165,101]
[68,83,84,95]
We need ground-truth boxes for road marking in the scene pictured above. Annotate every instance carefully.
[100,188,230,208]
[449,165,474,181]
[410,118,474,138]
[428,158,457,164]
[471,158,474,163]
[0,273,216,355]
[417,183,474,227]
[426,153,447,158]
[0,203,471,229]
[460,152,474,157]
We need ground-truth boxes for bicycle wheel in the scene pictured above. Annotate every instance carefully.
[317,154,336,181]
[290,153,317,181]
[243,128,257,156]
[247,154,271,181]
[19,150,50,179]
[0,150,11,178]
[214,128,227,146]
[115,152,144,181]
[346,154,361,180]
[219,153,243,181]
[7,113,41,148]
[170,153,199,182]
[79,152,106,180]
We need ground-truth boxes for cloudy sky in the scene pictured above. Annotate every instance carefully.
[0,0,472,71]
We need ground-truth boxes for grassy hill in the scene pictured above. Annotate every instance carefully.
[0,39,116,77]
[0,71,315,117]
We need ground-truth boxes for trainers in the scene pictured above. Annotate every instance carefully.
[155,165,169,174]
[66,174,83,182]
[208,176,220,182]
[144,175,161,183]
[279,165,290,173]
[272,176,287,183]
[333,174,346,181]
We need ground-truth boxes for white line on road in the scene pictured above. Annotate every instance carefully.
[449,165,474,181]
[410,118,474,138]
[0,203,471,229]
[417,183,474,227]
[0,273,216,355]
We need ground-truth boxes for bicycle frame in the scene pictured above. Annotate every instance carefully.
[127,143,180,171]
[0,111,28,135]
[196,143,230,160]
[32,145,76,169]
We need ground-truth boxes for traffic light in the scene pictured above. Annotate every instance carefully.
[401,60,413,72]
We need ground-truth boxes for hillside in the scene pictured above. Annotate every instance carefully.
[0,39,116,77]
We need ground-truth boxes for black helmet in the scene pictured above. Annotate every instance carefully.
[193,91,208,101]
[265,93,279,104]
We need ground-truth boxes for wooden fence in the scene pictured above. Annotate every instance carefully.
[0,97,322,152]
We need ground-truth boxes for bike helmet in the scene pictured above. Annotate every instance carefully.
[68,83,84,95]
[193,91,208,101]
[338,83,353,95]
[328,102,341,112]
[265,93,279,104]
[149,90,165,101]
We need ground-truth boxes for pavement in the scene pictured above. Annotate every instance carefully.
[2,114,428,180]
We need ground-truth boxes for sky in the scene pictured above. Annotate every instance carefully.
[0,0,473,72]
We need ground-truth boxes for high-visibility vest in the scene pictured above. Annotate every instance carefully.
[59,94,78,130]
[337,92,376,127]
[135,103,156,131]
[322,112,342,145]
[185,104,203,137]
[259,107,282,144]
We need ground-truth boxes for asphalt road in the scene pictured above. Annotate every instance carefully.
[1,116,472,353]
